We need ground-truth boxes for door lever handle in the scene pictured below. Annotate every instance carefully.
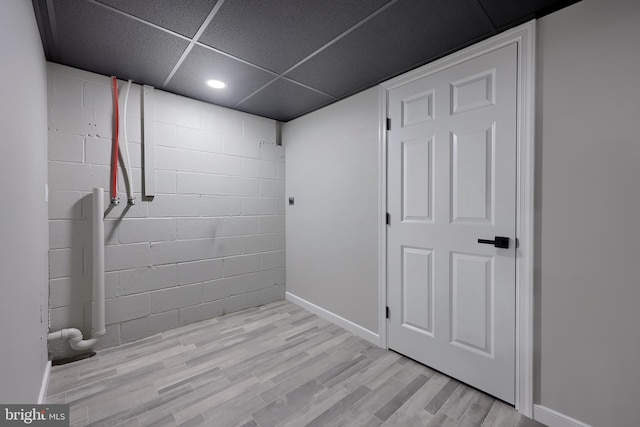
[477,236,510,249]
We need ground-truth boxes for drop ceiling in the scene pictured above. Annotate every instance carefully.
[32,0,579,122]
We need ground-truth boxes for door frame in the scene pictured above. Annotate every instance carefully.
[377,21,536,416]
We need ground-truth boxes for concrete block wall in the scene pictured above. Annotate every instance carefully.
[47,63,285,358]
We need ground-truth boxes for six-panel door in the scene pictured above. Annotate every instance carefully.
[387,42,518,404]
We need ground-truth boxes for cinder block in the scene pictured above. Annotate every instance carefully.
[120,311,179,343]
[223,291,261,314]
[49,191,83,220]
[105,293,151,325]
[178,300,224,326]
[49,276,90,309]
[49,247,84,279]
[49,305,84,331]
[49,106,92,135]
[118,265,178,296]
[83,81,111,111]
[277,163,285,180]
[90,108,113,139]
[243,118,276,144]
[156,170,177,194]
[95,193,148,219]
[85,136,112,165]
[125,117,142,143]
[48,63,109,85]
[214,217,260,237]
[155,91,201,129]
[102,219,118,246]
[117,218,176,244]
[223,254,261,277]
[104,243,150,272]
[86,138,141,169]
[48,162,109,191]
[155,146,242,176]
[200,104,242,138]
[241,198,275,215]
[275,233,286,250]
[199,196,242,217]
[259,142,275,161]
[222,177,259,197]
[177,172,221,195]
[151,283,202,313]
[177,217,259,240]
[242,234,276,254]
[260,179,285,198]
[273,267,286,286]
[262,250,286,270]
[173,94,202,129]
[49,220,86,249]
[155,122,176,147]
[176,126,222,153]
[49,132,84,163]
[176,218,217,240]
[94,324,121,350]
[260,215,285,234]
[243,158,276,179]
[223,138,260,159]
[147,194,201,217]
[154,90,178,124]
[151,237,242,265]
[202,270,273,302]
[260,285,286,305]
[105,272,118,299]
[259,142,285,162]
[178,259,223,285]
[51,73,83,108]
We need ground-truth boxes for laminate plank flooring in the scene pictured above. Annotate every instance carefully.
[46,301,545,427]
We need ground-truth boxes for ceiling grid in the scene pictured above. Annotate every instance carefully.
[32,0,580,121]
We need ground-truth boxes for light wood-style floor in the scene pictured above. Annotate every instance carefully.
[46,301,545,427]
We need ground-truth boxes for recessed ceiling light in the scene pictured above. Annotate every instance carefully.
[206,79,226,89]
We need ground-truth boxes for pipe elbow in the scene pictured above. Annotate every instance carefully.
[48,328,101,351]
[69,338,100,351]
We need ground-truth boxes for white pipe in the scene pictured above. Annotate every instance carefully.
[47,188,105,351]
[121,80,135,205]
[92,187,106,337]
[47,328,100,351]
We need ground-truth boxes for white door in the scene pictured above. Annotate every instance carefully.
[387,43,517,404]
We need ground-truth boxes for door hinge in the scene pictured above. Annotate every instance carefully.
[386,306,390,319]
[386,118,391,131]
[386,212,390,225]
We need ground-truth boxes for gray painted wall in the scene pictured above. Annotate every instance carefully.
[0,0,49,403]
[283,87,379,333]
[536,0,640,425]
[284,0,640,425]
[47,64,285,358]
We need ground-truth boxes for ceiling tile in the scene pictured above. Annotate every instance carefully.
[52,0,189,87]
[164,45,276,109]
[478,0,580,29]
[95,0,218,38]
[198,0,392,74]
[285,0,496,98]
[236,79,334,122]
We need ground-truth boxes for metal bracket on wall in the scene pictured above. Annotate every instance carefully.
[142,85,155,199]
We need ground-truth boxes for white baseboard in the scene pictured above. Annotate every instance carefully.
[286,292,379,345]
[534,405,591,427]
[38,361,52,404]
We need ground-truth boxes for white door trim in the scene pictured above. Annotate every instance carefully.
[377,20,536,417]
